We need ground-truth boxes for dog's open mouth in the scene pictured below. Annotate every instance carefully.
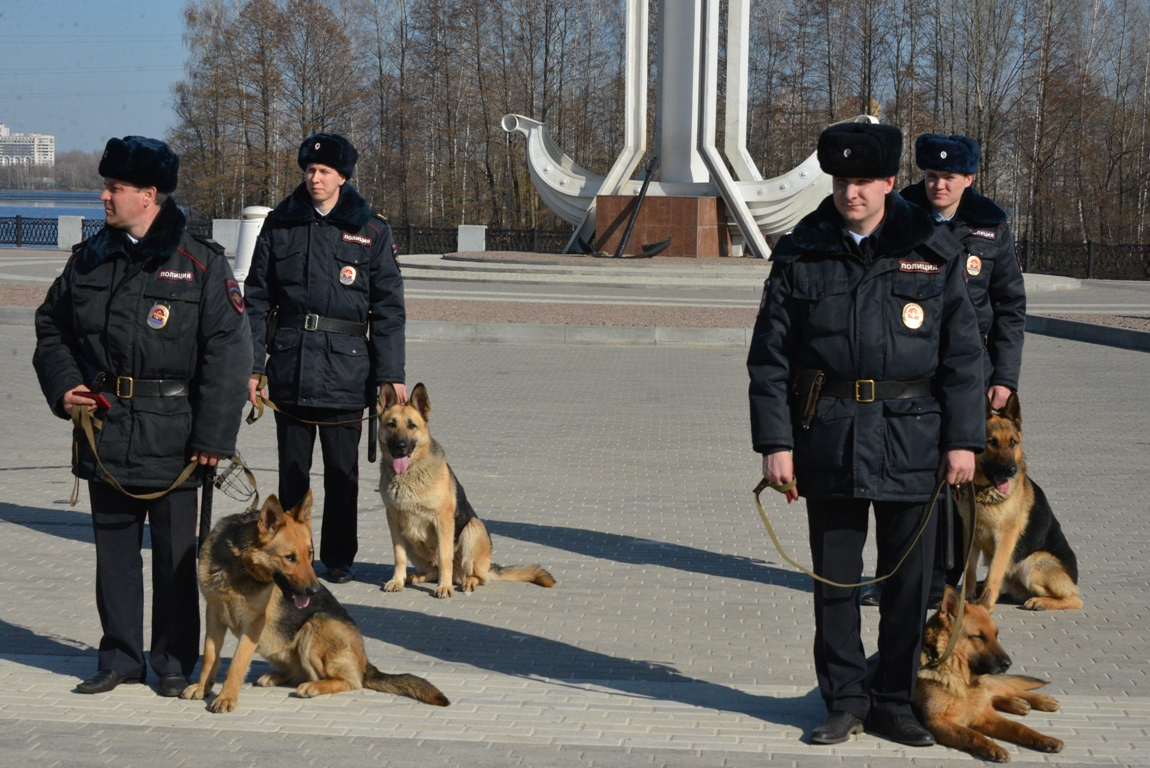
[393,456,411,474]
[994,479,1010,495]
[293,595,311,609]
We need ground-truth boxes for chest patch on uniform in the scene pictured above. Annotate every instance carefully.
[902,302,925,329]
[342,233,371,246]
[899,260,941,274]
[158,269,194,282]
[340,266,357,285]
[227,279,245,313]
[970,229,997,240]
[148,303,170,330]
[966,255,983,276]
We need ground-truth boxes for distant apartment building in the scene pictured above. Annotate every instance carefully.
[0,124,55,166]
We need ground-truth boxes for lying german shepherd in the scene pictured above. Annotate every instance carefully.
[917,586,1064,762]
[961,393,1081,611]
[378,382,555,598]
[181,491,449,713]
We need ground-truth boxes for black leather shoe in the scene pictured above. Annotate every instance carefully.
[157,673,189,698]
[860,582,883,607]
[76,669,140,694]
[868,711,936,746]
[327,565,355,584]
[810,710,865,744]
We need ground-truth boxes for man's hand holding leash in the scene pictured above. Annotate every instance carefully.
[939,449,975,485]
[762,450,799,503]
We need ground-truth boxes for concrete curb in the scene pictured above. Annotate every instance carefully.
[408,320,752,347]
[1026,314,1150,353]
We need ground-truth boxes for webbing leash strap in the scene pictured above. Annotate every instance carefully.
[69,404,260,512]
[245,374,377,428]
[752,475,978,667]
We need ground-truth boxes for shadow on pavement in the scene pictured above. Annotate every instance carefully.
[352,605,821,728]
[484,519,808,590]
[0,502,95,545]
[0,619,94,675]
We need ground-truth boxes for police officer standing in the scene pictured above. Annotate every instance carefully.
[748,122,985,746]
[862,135,1026,607]
[33,136,250,696]
[244,134,405,585]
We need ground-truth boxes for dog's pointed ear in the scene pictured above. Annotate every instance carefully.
[1003,391,1022,428]
[410,383,431,420]
[941,585,961,620]
[985,394,994,419]
[381,382,399,410]
[291,489,313,528]
[258,495,286,539]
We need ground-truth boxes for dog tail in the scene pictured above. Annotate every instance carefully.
[993,674,1049,690]
[363,664,450,706]
[488,563,556,588]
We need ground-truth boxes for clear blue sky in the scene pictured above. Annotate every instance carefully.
[0,0,188,152]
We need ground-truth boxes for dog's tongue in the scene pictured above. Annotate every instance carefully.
[293,595,310,609]
[393,456,410,474]
[995,480,1010,495]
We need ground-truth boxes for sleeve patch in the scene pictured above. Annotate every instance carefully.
[227,279,245,313]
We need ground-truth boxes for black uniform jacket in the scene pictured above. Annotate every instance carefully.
[901,182,1026,390]
[748,194,986,501]
[244,184,405,410]
[33,200,251,488]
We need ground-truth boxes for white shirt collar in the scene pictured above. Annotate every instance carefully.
[125,233,139,244]
[933,210,954,222]
[846,230,867,245]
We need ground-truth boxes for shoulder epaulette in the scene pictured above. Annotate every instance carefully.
[372,213,389,223]
[71,240,87,254]
[921,225,964,262]
[189,231,226,255]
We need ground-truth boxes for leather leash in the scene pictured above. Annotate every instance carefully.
[70,404,259,513]
[753,475,978,667]
[246,374,378,428]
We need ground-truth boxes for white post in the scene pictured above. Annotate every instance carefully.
[457,224,487,252]
[232,206,271,289]
[655,0,709,183]
[212,219,241,256]
[57,215,84,250]
[724,0,762,181]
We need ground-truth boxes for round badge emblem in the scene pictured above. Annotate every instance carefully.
[147,303,170,330]
[340,266,357,285]
[902,302,924,330]
[314,142,321,150]
[844,148,852,157]
[966,255,982,276]
[940,150,948,159]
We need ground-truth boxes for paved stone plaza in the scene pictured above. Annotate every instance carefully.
[0,325,1147,766]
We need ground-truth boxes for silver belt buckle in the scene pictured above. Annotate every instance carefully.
[304,314,320,331]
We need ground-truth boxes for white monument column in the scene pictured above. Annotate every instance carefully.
[655,0,709,183]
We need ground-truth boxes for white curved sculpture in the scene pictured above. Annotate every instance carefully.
[503,0,882,256]
[231,205,272,290]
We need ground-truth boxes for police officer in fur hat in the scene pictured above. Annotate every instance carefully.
[861,135,1026,609]
[748,122,985,746]
[34,136,251,696]
[244,133,405,585]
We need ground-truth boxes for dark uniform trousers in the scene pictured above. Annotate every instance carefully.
[89,481,200,681]
[807,498,938,720]
[275,405,363,569]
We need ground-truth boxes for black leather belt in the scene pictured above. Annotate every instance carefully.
[278,313,368,337]
[820,378,933,403]
[93,373,190,399]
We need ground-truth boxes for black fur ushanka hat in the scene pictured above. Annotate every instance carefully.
[298,134,358,178]
[915,134,980,175]
[98,136,179,194]
[817,122,903,178]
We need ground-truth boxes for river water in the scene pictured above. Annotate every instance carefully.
[0,190,104,220]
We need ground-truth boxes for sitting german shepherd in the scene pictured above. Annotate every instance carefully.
[378,382,555,598]
[961,393,1081,611]
[181,491,449,713]
[917,586,1064,762]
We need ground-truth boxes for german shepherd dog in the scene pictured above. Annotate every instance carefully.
[917,586,1064,762]
[962,393,1081,611]
[181,491,450,713]
[378,382,555,598]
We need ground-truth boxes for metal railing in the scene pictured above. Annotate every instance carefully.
[1018,240,1150,280]
[0,216,58,247]
[486,228,572,253]
[391,224,458,255]
[81,219,104,239]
